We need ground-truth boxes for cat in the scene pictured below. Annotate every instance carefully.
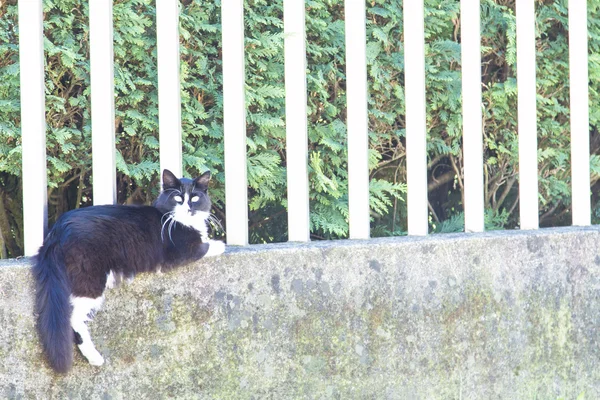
[32,169,225,373]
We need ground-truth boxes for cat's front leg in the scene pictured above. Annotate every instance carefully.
[204,240,226,257]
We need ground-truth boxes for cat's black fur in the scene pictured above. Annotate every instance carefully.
[32,169,222,373]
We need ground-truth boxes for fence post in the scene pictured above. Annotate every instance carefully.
[404,0,429,236]
[18,0,47,256]
[515,0,539,230]
[461,0,485,233]
[89,0,117,205]
[222,0,249,245]
[568,0,591,226]
[345,0,370,239]
[157,0,183,179]
[284,0,311,242]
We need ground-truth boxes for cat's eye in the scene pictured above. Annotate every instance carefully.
[191,196,200,203]
[173,195,183,203]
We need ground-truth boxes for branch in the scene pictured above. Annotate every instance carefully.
[508,195,519,216]
[428,170,455,192]
[449,155,464,207]
[495,175,517,211]
[539,200,563,224]
[248,209,287,231]
[428,201,440,224]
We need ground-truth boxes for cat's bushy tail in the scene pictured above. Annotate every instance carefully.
[32,235,73,373]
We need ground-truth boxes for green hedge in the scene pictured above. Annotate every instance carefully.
[0,0,599,257]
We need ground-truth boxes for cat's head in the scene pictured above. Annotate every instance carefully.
[154,169,212,234]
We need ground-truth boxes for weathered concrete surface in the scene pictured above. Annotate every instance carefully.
[1,227,600,399]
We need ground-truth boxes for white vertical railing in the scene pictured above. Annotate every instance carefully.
[284,0,310,242]
[515,0,539,230]
[404,0,429,236]
[13,2,597,256]
[221,0,249,246]
[568,0,591,226]
[89,0,117,205]
[156,0,183,179]
[18,0,47,256]
[344,0,371,239]
[461,0,485,233]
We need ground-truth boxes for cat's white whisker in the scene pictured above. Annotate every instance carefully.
[208,214,225,233]
[160,213,173,242]
[168,216,176,244]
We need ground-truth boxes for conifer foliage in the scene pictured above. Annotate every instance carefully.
[0,0,599,256]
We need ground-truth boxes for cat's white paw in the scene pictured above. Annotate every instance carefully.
[205,240,226,257]
[85,350,105,366]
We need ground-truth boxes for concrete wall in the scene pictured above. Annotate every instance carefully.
[1,226,600,399]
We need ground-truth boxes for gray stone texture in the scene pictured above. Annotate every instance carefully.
[1,226,600,399]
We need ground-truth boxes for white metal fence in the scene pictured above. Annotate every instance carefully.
[17,0,592,256]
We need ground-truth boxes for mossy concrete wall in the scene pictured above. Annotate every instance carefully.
[1,227,600,399]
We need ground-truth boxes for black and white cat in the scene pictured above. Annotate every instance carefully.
[32,169,225,373]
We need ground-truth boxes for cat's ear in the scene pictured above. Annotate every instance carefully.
[162,169,180,190]
[194,171,211,187]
